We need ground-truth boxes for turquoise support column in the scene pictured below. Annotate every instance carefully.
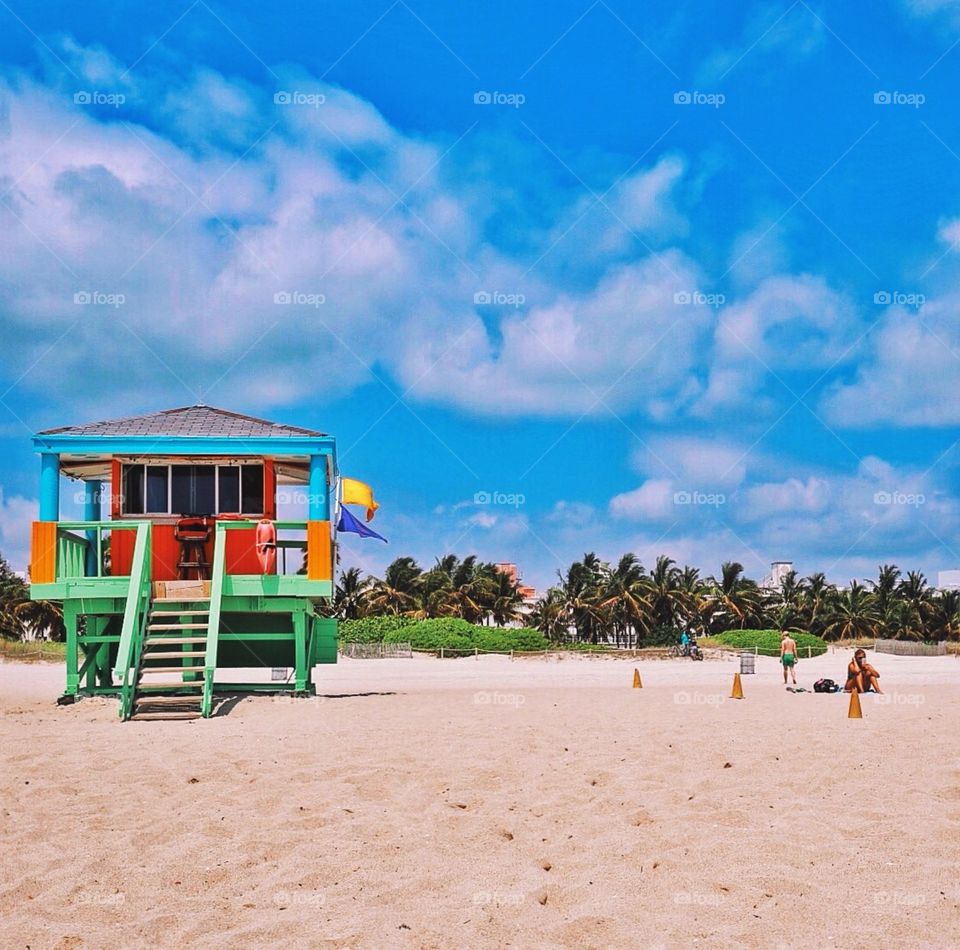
[83,480,101,576]
[308,455,329,520]
[39,453,60,521]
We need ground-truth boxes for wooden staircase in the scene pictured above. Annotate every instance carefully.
[131,599,210,721]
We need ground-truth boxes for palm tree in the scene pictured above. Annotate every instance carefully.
[600,554,650,647]
[927,590,960,642]
[558,553,606,643]
[702,562,763,633]
[530,588,568,641]
[334,567,371,620]
[822,581,879,641]
[366,557,423,615]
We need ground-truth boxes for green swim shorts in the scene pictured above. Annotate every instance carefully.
[782,652,796,667]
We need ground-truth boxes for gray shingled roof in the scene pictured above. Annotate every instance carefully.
[39,405,326,438]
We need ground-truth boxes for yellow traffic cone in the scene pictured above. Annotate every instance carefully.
[633,668,642,689]
[730,672,744,699]
[848,689,863,719]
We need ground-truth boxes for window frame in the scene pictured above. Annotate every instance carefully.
[119,461,266,516]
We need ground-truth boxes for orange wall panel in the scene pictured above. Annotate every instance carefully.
[307,520,332,581]
[31,521,57,584]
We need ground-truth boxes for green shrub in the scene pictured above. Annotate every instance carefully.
[714,629,827,657]
[339,615,414,644]
[381,617,549,654]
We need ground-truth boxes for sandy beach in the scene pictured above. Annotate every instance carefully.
[2,650,959,949]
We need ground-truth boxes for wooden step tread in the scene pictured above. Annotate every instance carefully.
[143,637,207,646]
[148,623,209,630]
[139,666,205,675]
[150,610,210,617]
[142,651,206,660]
[131,711,202,721]
[152,598,211,603]
[135,695,202,707]
[137,680,204,690]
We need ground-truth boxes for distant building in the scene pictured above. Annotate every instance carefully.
[759,561,793,590]
[938,570,960,590]
[494,562,537,603]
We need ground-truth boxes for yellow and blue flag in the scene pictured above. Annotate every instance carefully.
[337,505,387,542]
[341,477,379,522]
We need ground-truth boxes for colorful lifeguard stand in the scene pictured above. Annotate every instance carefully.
[29,405,338,720]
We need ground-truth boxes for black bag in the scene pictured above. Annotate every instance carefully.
[813,678,840,693]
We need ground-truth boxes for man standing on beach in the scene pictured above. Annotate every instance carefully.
[780,632,798,686]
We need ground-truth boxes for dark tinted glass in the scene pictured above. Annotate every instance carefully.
[122,465,144,514]
[218,467,240,513]
[241,464,264,513]
[193,465,215,514]
[145,466,168,512]
[171,465,192,513]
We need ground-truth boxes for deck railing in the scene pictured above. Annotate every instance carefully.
[110,522,152,720]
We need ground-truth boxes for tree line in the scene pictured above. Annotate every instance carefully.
[333,553,960,645]
[3,546,957,645]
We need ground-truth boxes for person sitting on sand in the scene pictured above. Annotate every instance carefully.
[780,632,798,686]
[845,649,883,694]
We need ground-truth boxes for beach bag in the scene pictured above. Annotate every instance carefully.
[813,678,840,693]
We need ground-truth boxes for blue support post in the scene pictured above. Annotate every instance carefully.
[83,480,101,576]
[308,454,330,520]
[39,453,60,521]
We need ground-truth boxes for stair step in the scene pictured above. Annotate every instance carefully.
[131,711,202,721]
[138,666,205,675]
[147,623,209,630]
[137,680,204,690]
[152,600,210,604]
[142,651,206,660]
[145,636,207,645]
[150,610,210,617]
[135,695,202,707]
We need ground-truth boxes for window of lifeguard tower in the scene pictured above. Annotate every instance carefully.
[120,462,265,516]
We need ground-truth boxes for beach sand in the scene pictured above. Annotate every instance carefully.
[2,650,959,949]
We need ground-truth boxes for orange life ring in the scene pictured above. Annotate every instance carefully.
[255,518,277,574]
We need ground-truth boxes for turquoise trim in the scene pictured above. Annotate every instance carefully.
[308,454,329,519]
[32,434,337,461]
[39,453,60,520]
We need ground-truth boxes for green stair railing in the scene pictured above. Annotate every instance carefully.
[112,522,152,720]
[201,527,227,718]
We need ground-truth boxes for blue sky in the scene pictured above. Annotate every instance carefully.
[2,0,960,592]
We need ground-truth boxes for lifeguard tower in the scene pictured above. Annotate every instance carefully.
[29,405,339,720]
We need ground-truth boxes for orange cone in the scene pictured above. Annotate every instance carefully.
[633,668,642,689]
[730,672,744,699]
[848,689,863,719]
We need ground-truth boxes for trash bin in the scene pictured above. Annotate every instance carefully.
[739,652,756,674]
